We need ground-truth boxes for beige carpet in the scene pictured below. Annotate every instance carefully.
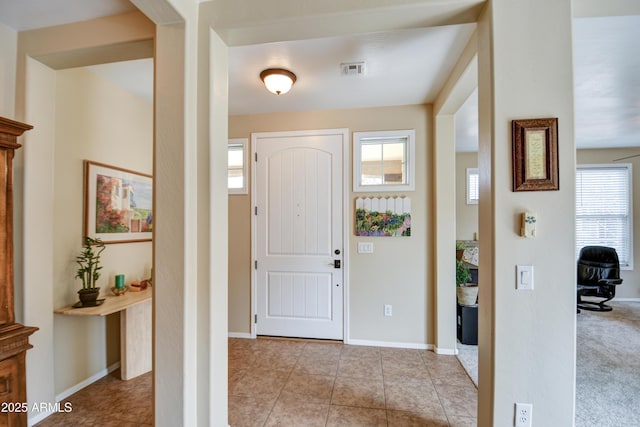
[456,300,640,426]
[576,300,640,427]
[456,342,478,386]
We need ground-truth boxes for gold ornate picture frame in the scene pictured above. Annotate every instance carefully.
[512,118,559,191]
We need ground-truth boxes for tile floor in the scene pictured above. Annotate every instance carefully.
[37,337,477,426]
[229,338,477,426]
[35,369,152,426]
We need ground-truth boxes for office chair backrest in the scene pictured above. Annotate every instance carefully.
[577,246,620,285]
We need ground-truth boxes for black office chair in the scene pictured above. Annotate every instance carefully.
[577,246,623,312]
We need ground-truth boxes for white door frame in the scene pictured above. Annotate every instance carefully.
[251,128,350,342]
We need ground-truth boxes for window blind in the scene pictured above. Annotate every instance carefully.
[576,164,632,267]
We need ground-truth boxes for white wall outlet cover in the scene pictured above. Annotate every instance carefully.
[515,402,533,427]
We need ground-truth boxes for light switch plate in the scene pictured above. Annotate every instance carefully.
[516,265,534,290]
[358,242,374,254]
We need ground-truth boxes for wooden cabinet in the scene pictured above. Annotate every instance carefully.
[0,351,27,426]
[0,117,37,427]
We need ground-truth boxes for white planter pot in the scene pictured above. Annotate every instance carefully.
[456,285,478,306]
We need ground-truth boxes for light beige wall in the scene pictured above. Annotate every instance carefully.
[23,56,57,419]
[14,13,155,418]
[0,23,18,320]
[477,2,576,425]
[53,67,152,393]
[228,195,252,334]
[455,152,478,240]
[0,23,16,118]
[229,104,432,345]
[577,148,640,299]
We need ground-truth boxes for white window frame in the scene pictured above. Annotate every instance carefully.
[576,163,633,269]
[228,138,248,195]
[353,129,415,192]
[466,168,479,205]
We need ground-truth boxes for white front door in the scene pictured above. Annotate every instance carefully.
[254,129,346,340]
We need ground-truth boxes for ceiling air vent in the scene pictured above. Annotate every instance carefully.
[340,62,366,76]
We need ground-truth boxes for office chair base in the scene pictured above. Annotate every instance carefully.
[577,301,613,312]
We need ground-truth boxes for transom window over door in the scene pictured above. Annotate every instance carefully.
[576,164,633,268]
[354,130,415,192]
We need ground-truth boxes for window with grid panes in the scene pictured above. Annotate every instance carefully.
[353,130,415,192]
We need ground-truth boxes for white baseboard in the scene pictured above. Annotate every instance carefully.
[28,409,52,427]
[28,410,51,427]
[228,332,253,339]
[56,362,120,402]
[615,298,640,302]
[347,338,456,354]
[231,333,455,353]
[434,347,459,355]
[28,362,120,427]
[347,339,431,350]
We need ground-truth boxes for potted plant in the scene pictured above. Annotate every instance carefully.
[456,258,478,306]
[456,241,466,261]
[75,236,106,306]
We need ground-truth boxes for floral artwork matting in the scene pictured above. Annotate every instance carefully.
[84,160,153,244]
[355,197,411,237]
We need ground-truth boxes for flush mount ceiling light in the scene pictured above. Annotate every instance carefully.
[260,68,297,95]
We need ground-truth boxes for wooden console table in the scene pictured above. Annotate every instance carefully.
[55,288,152,380]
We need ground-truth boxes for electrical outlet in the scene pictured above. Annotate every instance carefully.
[384,304,392,316]
[515,403,532,427]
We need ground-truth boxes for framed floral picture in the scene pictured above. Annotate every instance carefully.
[355,197,411,237]
[84,160,153,244]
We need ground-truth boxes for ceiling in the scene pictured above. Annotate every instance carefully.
[0,0,135,31]
[573,15,640,150]
[0,1,638,151]
[228,25,475,115]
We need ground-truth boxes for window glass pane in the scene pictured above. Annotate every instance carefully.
[361,164,384,185]
[467,169,479,204]
[361,143,382,162]
[575,165,632,267]
[360,141,407,186]
[361,143,384,184]
[354,130,415,192]
[383,142,406,184]
[383,142,405,162]
[228,139,248,194]
[228,145,243,168]
[383,161,404,184]
[228,168,243,189]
